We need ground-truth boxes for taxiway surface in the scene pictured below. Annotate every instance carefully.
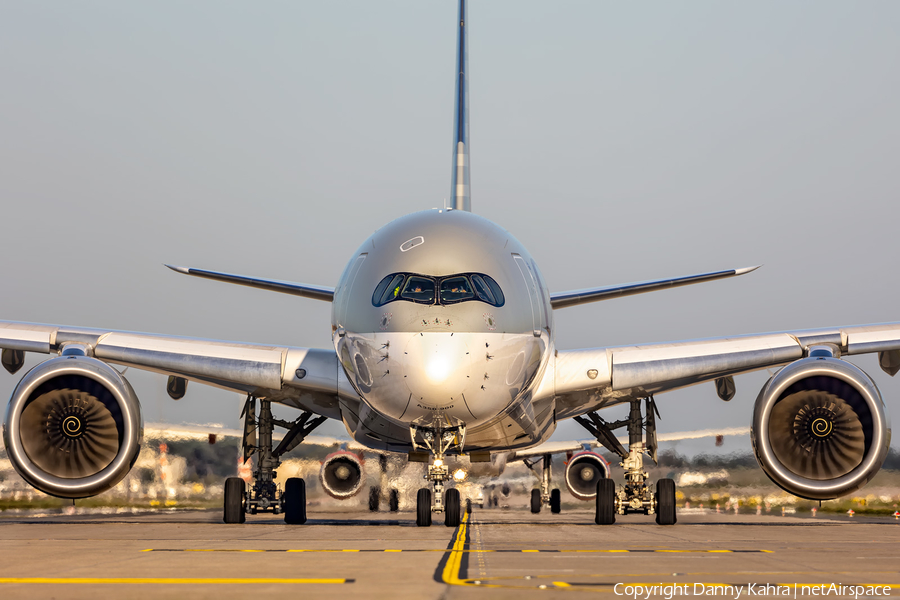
[1,507,898,599]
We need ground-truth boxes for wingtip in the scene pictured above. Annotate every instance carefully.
[165,264,191,274]
[735,265,762,275]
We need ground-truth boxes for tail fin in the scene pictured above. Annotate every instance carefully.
[450,0,470,212]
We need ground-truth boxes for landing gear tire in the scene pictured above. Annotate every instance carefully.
[656,478,677,525]
[445,488,461,527]
[224,477,246,524]
[284,477,307,525]
[389,488,399,512]
[530,489,541,514]
[416,488,432,527]
[465,498,472,514]
[595,479,616,525]
[550,489,561,514]
[369,486,380,512]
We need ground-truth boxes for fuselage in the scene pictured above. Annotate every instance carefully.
[331,209,556,453]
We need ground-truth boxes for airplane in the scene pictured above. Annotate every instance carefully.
[1,0,896,528]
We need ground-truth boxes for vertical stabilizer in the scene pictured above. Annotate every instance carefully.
[450,0,470,211]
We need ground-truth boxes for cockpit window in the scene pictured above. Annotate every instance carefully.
[373,273,405,306]
[372,273,504,307]
[470,274,495,304]
[400,276,435,304]
[439,276,474,304]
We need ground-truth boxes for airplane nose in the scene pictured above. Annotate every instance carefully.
[404,333,472,407]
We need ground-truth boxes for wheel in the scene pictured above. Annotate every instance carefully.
[550,489,561,514]
[465,498,472,514]
[416,488,432,527]
[389,488,399,512]
[595,479,615,525]
[284,477,307,525]
[530,489,541,514]
[445,488,461,527]
[656,479,677,525]
[224,477,246,524]
[368,486,380,512]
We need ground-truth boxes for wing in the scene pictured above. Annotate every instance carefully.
[143,422,366,449]
[549,266,759,309]
[0,320,349,420]
[509,426,750,460]
[165,265,334,302]
[538,322,900,420]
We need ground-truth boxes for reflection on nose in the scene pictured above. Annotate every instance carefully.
[426,356,452,385]
[404,333,472,405]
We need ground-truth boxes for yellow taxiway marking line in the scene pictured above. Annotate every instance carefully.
[0,578,350,585]
[142,548,771,554]
[441,511,470,586]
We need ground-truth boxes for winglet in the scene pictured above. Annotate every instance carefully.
[164,264,190,274]
[734,265,762,276]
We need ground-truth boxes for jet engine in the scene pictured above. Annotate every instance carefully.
[319,450,364,499]
[751,356,890,500]
[564,451,610,500]
[2,356,143,499]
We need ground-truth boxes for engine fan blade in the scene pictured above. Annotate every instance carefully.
[769,388,865,481]
[20,381,121,479]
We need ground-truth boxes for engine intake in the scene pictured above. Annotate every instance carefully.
[2,356,143,499]
[751,357,890,500]
[564,451,610,500]
[320,450,364,499]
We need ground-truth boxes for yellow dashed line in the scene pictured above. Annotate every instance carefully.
[0,578,349,585]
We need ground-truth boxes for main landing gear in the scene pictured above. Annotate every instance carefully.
[368,455,400,513]
[223,395,326,524]
[575,396,677,526]
[524,454,561,514]
[411,418,465,527]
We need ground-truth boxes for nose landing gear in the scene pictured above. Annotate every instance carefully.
[411,419,465,527]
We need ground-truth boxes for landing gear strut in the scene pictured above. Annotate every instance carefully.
[224,395,325,524]
[411,418,465,527]
[524,454,560,514]
[575,396,676,525]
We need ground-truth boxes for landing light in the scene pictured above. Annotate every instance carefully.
[433,459,444,467]
[453,469,467,482]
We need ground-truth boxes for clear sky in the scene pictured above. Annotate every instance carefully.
[1,2,898,455]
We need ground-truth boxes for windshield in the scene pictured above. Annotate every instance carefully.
[399,276,435,304]
[372,273,504,308]
[439,276,475,304]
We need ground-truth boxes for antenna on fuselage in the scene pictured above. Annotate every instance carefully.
[450,0,470,212]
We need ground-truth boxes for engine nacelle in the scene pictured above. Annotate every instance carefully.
[752,356,890,500]
[2,356,143,499]
[564,451,610,501]
[319,450,364,499]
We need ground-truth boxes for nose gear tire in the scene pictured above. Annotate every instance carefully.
[224,477,246,524]
[595,479,615,525]
[445,488,461,527]
[416,488,432,527]
[284,478,307,525]
[530,489,541,514]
